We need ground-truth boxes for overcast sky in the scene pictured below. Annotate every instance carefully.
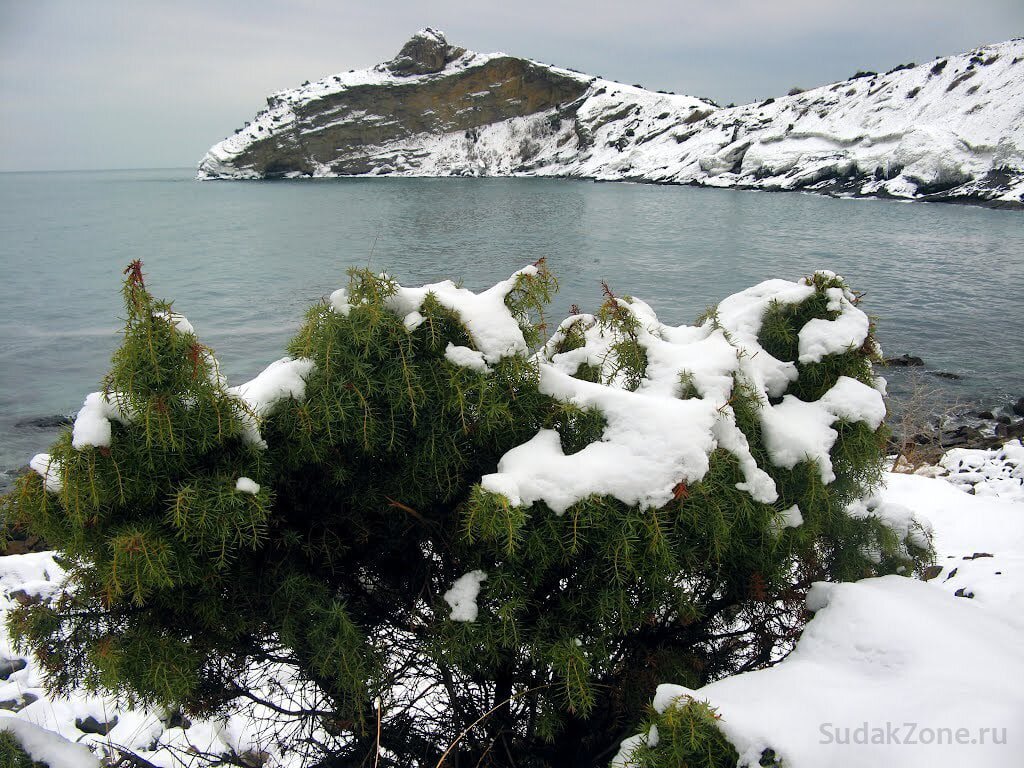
[1,0,1022,172]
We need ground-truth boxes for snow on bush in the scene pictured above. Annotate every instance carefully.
[4,261,931,767]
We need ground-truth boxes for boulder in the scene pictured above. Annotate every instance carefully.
[386,28,465,76]
[884,353,924,366]
[75,715,119,735]
[14,414,73,430]
[0,658,27,680]
[0,692,38,712]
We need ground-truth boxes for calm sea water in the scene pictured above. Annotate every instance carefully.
[1,168,1022,477]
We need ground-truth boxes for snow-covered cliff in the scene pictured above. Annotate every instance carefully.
[198,29,1024,208]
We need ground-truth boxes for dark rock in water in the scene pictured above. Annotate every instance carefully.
[1013,397,1024,417]
[76,714,119,735]
[929,370,962,380]
[0,658,27,680]
[0,692,37,712]
[14,414,73,430]
[995,420,1024,440]
[976,410,995,419]
[940,425,984,448]
[884,354,924,366]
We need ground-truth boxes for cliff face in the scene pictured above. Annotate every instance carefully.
[198,29,1024,208]
[198,29,593,179]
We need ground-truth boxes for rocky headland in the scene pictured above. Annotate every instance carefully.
[199,29,1024,208]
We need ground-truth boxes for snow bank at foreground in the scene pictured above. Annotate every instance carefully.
[615,442,1024,768]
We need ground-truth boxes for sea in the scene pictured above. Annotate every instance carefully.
[1,168,1022,481]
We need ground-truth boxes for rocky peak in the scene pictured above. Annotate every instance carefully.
[385,28,467,76]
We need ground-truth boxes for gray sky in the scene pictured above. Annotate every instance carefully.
[1,0,1022,171]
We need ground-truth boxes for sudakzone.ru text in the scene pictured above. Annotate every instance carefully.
[819,722,1008,746]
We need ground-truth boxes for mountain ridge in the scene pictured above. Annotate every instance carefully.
[198,29,1024,209]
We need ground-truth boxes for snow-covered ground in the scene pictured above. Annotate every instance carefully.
[198,30,1024,207]
[3,441,1021,766]
[614,441,1024,768]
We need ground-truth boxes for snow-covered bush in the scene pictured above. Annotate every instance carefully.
[1,261,930,767]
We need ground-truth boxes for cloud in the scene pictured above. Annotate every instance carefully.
[1,0,1021,170]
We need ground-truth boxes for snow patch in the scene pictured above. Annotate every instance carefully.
[382,266,538,363]
[443,570,487,622]
[444,343,488,373]
[229,357,316,449]
[29,453,62,493]
[71,392,132,450]
[235,477,260,495]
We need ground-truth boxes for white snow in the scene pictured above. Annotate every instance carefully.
[229,356,316,448]
[614,445,1024,768]
[937,440,1024,501]
[328,287,352,316]
[760,376,886,484]
[797,288,870,364]
[28,453,62,493]
[382,266,538,364]
[0,717,100,768]
[71,391,132,450]
[777,504,803,532]
[154,310,195,335]
[444,343,488,373]
[235,477,260,495]
[483,275,882,514]
[443,570,487,622]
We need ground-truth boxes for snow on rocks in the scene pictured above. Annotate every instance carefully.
[937,439,1024,501]
[883,464,1024,612]
[229,356,316,448]
[443,570,487,622]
